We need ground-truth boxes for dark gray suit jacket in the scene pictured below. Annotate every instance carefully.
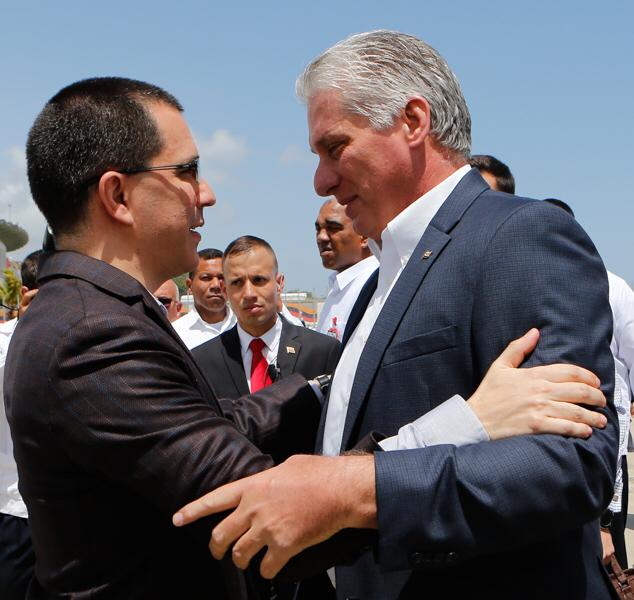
[192,319,339,463]
[4,251,322,600]
[316,169,619,600]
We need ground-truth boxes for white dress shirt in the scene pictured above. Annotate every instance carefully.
[0,317,27,518]
[172,306,236,350]
[607,271,634,511]
[237,317,283,392]
[316,255,379,340]
[322,165,488,456]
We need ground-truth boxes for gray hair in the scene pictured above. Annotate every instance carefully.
[296,30,471,157]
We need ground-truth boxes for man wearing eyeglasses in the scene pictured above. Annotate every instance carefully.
[153,278,182,322]
[4,76,325,600]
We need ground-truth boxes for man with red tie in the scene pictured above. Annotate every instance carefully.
[192,235,340,400]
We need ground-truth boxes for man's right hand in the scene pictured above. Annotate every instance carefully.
[468,328,607,440]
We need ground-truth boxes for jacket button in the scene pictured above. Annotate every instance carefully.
[410,552,424,566]
[446,551,459,564]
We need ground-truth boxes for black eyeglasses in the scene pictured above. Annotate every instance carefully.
[85,158,199,187]
[156,296,175,307]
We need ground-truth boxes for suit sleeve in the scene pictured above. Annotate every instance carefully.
[373,201,618,569]
[48,315,276,545]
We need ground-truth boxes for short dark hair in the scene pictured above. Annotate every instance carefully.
[20,250,43,290]
[26,77,183,236]
[189,248,223,278]
[469,154,515,194]
[224,236,278,272]
[543,198,575,218]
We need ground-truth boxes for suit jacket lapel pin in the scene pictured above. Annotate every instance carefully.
[286,346,296,354]
[422,250,433,259]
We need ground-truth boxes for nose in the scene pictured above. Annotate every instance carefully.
[316,226,329,243]
[209,276,221,291]
[243,280,256,300]
[314,159,339,197]
[198,178,216,208]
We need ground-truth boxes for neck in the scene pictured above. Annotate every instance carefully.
[56,231,163,292]
[241,315,277,338]
[196,305,227,324]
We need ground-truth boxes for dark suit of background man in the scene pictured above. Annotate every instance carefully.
[177,30,619,600]
[193,236,339,421]
[4,77,324,599]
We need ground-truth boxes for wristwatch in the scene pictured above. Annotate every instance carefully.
[600,509,614,530]
[313,373,332,394]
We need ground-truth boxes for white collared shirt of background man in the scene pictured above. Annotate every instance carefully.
[172,305,237,350]
[607,270,634,512]
[0,318,27,519]
[316,255,379,339]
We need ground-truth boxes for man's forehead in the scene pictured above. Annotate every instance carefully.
[319,200,349,224]
[196,258,223,275]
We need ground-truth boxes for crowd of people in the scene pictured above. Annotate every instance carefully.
[0,28,633,600]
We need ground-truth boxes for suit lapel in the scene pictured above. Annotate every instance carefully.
[339,170,487,451]
[342,269,379,347]
[220,326,250,397]
[276,318,300,377]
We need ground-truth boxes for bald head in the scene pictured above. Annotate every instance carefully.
[315,198,371,272]
[154,279,182,322]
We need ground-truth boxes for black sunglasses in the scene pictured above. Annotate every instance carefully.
[156,296,174,307]
[84,158,199,187]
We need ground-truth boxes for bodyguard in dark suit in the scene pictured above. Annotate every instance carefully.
[193,236,339,408]
[175,31,619,600]
[5,77,322,599]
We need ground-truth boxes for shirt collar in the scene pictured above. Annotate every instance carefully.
[368,165,471,265]
[331,255,379,292]
[190,305,233,330]
[237,314,282,353]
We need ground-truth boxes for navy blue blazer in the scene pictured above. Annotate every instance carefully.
[321,169,618,599]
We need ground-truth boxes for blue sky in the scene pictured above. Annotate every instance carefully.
[1,1,632,294]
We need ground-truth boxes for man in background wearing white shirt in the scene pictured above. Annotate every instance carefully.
[173,248,236,349]
[0,250,41,599]
[315,198,377,340]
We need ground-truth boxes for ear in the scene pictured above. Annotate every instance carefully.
[20,285,29,297]
[276,272,284,294]
[185,277,193,290]
[359,236,369,249]
[175,301,183,314]
[402,96,431,149]
[96,171,134,225]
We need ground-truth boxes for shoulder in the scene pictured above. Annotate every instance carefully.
[172,309,197,332]
[191,325,236,361]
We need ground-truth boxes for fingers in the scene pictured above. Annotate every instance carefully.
[494,329,540,368]
[230,528,266,569]
[211,510,251,560]
[527,364,601,388]
[545,381,606,408]
[260,546,295,579]
[535,417,592,439]
[173,482,244,527]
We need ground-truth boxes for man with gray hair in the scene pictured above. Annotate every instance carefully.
[175,31,616,599]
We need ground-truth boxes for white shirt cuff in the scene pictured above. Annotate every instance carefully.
[379,395,489,451]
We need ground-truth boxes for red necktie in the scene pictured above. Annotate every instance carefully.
[249,338,272,392]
